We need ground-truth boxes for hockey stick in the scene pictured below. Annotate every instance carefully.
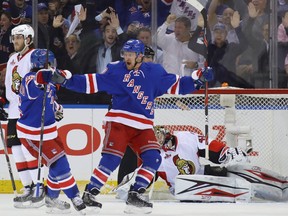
[35,86,47,197]
[35,49,49,197]
[186,0,210,159]
[0,121,17,196]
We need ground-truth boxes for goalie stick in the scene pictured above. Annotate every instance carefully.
[186,0,210,159]
[0,121,17,197]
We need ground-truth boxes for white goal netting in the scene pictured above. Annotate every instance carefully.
[154,88,288,177]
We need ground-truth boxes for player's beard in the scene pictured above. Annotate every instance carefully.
[14,42,25,53]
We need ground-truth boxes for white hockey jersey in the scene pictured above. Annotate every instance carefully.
[158,131,206,190]
[5,48,34,119]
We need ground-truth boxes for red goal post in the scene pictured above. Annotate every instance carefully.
[154,88,288,176]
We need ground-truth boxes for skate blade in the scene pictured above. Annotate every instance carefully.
[84,206,101,215]
[124,204,152,214]
[76,209,87,215]
[46,206,71,214]
[31,199,45,208]
[14,201,33,209]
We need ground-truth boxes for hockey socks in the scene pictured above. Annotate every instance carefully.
[88,153,121,191]
[132,150,161,192]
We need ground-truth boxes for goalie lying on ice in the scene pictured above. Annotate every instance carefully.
[115,128,288,203]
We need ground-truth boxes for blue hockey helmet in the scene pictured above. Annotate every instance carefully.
[30,49,56,69]
[121,39,145,56]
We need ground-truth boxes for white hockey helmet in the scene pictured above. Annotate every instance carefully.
[11,24,34,41]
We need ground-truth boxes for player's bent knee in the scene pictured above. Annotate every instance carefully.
[50,155,71,176]
[99,153,122,172]
[140,150,162,171]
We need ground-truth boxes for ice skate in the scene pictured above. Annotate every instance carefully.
[82,185,102,213]
[45,195,71,214]
[13,185,33,208]
[124,189,153,214]
[114,169,138,201]
[30,183,45,208]
[71,195,86,214]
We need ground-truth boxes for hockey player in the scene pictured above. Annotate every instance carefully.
[116,127,288,203]
[115,126,249,199]
[17,49,86,213]
[35,39,214,214]
[4,24,45,208]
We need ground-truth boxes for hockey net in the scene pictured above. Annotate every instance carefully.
[154,88,288,178]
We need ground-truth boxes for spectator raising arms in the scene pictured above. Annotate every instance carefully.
[157,14,203,76]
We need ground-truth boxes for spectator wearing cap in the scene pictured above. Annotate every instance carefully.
[37,3,50,48]
[207,0,248,44]
[189,16,252,88]
[37,3,66,61]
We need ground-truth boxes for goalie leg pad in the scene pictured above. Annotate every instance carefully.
[282,177,288,201]
[227,164,287,201]
[174,174,251,203]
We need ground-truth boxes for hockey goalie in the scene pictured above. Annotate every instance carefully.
[115,127,288,203]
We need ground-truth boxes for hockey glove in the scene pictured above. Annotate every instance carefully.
[219,147,250,166]
[36,68,72,85]
[0,97,8,121]
[191,67,214,89]
[54,102,63,122]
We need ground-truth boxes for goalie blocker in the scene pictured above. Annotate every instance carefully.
[175,164,288,202]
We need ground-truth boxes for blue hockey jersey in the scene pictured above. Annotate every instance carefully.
[64,61,197,129]
[17,72,58,141]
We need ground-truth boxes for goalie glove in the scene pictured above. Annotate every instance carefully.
[191,67,214,89]
[219,147,250,166]
[36,68,72,85]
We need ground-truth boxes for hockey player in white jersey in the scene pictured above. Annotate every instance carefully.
[116,126,288,203]
[115,126,249,199]
[4,24,44,208]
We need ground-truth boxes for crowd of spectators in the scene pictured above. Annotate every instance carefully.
[0,0,288,104]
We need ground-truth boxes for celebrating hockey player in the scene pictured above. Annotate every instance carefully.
[4,24,45,208]
[16,49,88,214]
[35,39,214,214]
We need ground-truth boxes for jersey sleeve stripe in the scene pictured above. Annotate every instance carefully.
[86,74,98,93]
[167,76,180,94]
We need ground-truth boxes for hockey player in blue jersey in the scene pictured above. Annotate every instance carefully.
[35,39,214,214]
[17,49,89,214]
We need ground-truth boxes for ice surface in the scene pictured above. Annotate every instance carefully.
[0,194,287,216]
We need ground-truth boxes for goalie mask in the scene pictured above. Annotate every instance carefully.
[31,49,56,69]
[154,126,175,150]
